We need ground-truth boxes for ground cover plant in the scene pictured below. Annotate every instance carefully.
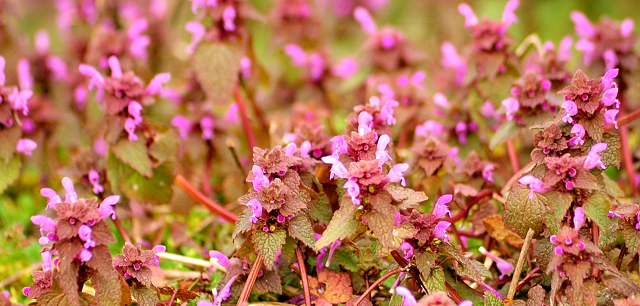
[2,0,640,305]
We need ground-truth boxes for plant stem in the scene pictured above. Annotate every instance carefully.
[619,116,638,196]
[353,267,402,306]
[445,282,463,304]
[156,252,228,272]
[113,218,132,244]
[175,174,238,223]
[507,228,534,300]
[203,140,214,196]
[515,267,541,292]
[445,190,493,223]
[233,86,257,149]
[226,139,247,177]
[616,243,627,270]
[240,78,270,132]
[506,139,520,174]
[237,254,263,305]
[296,248,312,306]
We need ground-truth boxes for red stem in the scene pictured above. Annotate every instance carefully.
[353,267,402,306]
[202,140,213,196]
[506,139,520,174]
[113,218,132,244]
[175,175,238,223]
[233,86,257,149]
[296,248,312,306]
[445,190,493,223]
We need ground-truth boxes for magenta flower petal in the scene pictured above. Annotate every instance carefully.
[433,194,453,219]
[16,139,37,156]
[394,286,416,306]
[209,250,232,270]
[354,7,377,35]
[458,3,477,27]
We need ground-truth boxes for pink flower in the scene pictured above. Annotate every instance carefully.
[78,225,95,249]
[42,251,52,271]
[584,143,607,170]
[415,120,444,138]
[308,53,326,81]
[604,109,619,129]
[322,156,349,180]
[441,42,467,84]
[222,6,236,32]
[400,242,414,260]
[127,19,150,60]
[246,199,263,223]
[171,115,192,139]
[16,139,37,156]
[108,56,123,78]
[569,124,585,146]
[224,103,240,125]
[216,275,238,304]
[144,73,171,96]
[47,56,68,81]
[286,143,297,156]
[458,3,477,27]
[379,99,399,126]
[240,56,252,79]
[518,175,544,199]
[284,44,307,67]
[482,165,495,183]
[603,49,618,71]
[200,116,214,140]
[501,0,519,28]
[358,111,374,136]
[395,286,416,306]
[332,58,358,79]
[17,59,33,91]
[78,64,105,89]
[330,136,348,156]
[248,165,269,192]
[78,248,92,262]
[502,97,519,121]
[89,169,104,194]
[432,194,453,219]
[376,134,392,165]
[433,93,450,109]
[0,56,5,86]
[558,36,573,62]
[185,21,206,54]
[325,240,342,267]
[125,117,138,141]
[61,177,77,203]
[344,178,361,205]
[602,87,619,108]
[570,11,595,38]
[128,101,143,125]
[621,18,635,37]
[601,69,619,91]
[208,250,232,270]
[40,188,61,209]
[433,221,451,242]
[574,207,585,231]
[455,121,468,144]
[300,141,311,158]
[98,195,120,220]
[31,215,56,235]
[479,247,514,280]
[386,163,409,186]
[8,88,33,116]
[354,7,377,35]
[561,101,578,123]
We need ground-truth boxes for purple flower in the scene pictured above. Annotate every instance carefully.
[574,207,585,231]
[415,120,444,138]
[222,6,236,32]
[246,199,262,223]
[248,165,270,192]
[395,286,416,306]
[433,221,451,242]
[458,3,477,27]
[0,56,5,85]
[216,275,238,304]
[569,124,585,146]
[325,240,342,267]
[128,101,143,125]
[379,100,399,126]
[501,0,519,28]
[200,116,214,140]
[558,36,573,62]
[286,143,297,156]
[479,247,514,280]
[125,118,138,141]
[482,165,495,183]
[31,215,56,236]
[455,121,468,144]
[561,101,578,123]
[478,282,503,299]
[386,163,409,186]
[61,177,77,203]
[433,93,450,109]
[321,156,349,180]
[98,195,120,220]
[330,136,348,156]
[300,141,311,158]
[378,84,395,102]
[17,58,33,91]
[601,69,619,91]
[571,12,595,39]
[40,188,61,209]
[604,109,619,129]
[621,18,635,37]
[603,49,618,71]
[171,115,191,139]
[284,44,307,67]
[400,242,414,260]
[583,143,607,170]
[502,97,519,121]
[16,139,37,156]
[224,103,240,125]
[376,134,392,165]
[8,88,33,116]
[602,87,619,108]
[89,169,104,194]
[433,194,453,219]
[41,251,52,271]
[354,7,377,35]
[441,42,467,84]
[185,21,205,54]
[127,19,150,60]
[79,225,95,249]
[78,248,92,262]
[358,111,374,136]
[208,250,232,271]
[459,301,473,306]
[144,73,171,96]
[308,53,326,81]
[331,58,358,79]
[344,178,361,205]
[518,175,544,199]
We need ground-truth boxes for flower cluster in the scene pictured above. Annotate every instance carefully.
[0,56,37,156]
[186,0,245,51]
[346,96,399,137]
[502,71,556,126]
[396,194,454,247]
[285,44,358,82]
[559,69,619,129]
[79,56,170,142]
[113,243,166,287]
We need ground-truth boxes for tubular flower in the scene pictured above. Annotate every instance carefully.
[479,247,514,280]
[583,143,607,170]
[519,175,545,199]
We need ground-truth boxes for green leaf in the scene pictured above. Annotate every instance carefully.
[0,125,21,162]
[289,213,317,251]
[384,185,428,209]
[426,267,446,294]
[192,41,241,104]
[281,236,297,262]
[441,243,488,283]
[333,251,359,272]
[36,291,96,306]
[415,250,438,281]
[149,125,179,164]
[0,156,21,194]
[489,120,518,150]
[112,138,153,178]
[121,163,174,205]
[232,210,254,241]
[579,112,604,142]
[600,173,624,201]
[308,192,333,225]
[601,133,621,169]
[106,150,132,194]
[316,197,359,250]
[483,291,504,306]
[362,210,397,250]
[130,285,159,306]
[582,192,616,247]
[503,183,549,237]
[252,229,287,269]
[543,191,573,234]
